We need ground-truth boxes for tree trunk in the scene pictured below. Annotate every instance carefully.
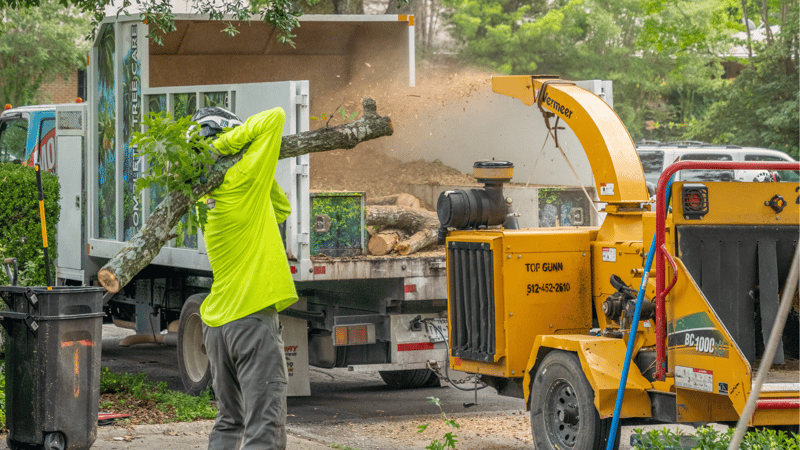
[742,0,753,59]
[98,98,392,294]
[366,193,421,209]
[396,229,438,256]
[365,205,440,256]
[365,204,438,231]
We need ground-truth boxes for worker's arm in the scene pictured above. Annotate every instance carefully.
[211,107,285,179]
[272,182,291,224]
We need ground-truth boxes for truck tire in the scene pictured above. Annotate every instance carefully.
[379,369,439,388]
[177,293,211,396]
[530,351,619,450]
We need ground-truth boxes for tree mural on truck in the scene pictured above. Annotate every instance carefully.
[97,24,116,239]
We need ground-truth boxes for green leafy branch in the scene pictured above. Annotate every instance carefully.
[417,397,460,450]
[131,112,221,236]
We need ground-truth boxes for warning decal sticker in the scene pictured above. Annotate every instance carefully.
[675,365,713,393]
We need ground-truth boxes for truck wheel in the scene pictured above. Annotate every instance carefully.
[530,351,619,450]
[177,293,211,396]
[378,369,438,388]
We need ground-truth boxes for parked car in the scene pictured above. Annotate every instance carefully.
[636,141,799,186]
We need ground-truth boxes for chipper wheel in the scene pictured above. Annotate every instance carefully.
[177,293,211,396]
[530,351,619,450]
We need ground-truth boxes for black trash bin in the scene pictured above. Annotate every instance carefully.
[0,286,105,450]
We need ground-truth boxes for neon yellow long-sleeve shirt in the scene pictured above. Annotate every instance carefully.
[200,107,298,327]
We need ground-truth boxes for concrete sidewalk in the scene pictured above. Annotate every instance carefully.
[1,420,332,450]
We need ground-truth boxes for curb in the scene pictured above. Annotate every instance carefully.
[1,420,332,450]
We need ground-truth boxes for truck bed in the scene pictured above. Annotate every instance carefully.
[300,247,447,282]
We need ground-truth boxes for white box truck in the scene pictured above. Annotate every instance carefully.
[0,13,449,396]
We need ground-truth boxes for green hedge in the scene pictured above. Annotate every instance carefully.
[0,163,59,286]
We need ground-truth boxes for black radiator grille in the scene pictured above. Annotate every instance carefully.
[448,241,496,362]
[677,225,798,364]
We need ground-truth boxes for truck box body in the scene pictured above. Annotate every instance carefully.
[1,14,450,396]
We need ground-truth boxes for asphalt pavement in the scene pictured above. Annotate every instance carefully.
[0,325,724,449]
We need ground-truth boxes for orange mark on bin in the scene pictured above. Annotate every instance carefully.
[62,339,93,397]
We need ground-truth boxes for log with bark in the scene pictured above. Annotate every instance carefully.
[365,204,440,256]
[366,193,421,209]
[98,98,393,294]
[367,227,409,256]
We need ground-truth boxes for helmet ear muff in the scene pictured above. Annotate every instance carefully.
[198,124,223,138]
[190,107,242,141]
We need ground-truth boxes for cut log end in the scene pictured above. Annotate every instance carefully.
[97,269,120,294]
[368,228,409,256]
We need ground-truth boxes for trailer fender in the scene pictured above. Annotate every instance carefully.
[523,335,653,419]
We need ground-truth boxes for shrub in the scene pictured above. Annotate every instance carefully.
[0,163,59,286]
[632,425,799,450]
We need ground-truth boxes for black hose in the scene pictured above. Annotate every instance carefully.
[422,318,488,392]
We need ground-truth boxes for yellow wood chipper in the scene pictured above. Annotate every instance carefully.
[436,76,800,450]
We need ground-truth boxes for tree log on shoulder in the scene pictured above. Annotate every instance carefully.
[98,98,392,294]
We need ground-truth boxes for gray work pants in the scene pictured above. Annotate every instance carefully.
[203,308,288,450]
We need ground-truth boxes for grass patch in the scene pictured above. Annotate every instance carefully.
[99,367,217,424]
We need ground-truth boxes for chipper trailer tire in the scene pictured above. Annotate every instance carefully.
[530,351,620,450]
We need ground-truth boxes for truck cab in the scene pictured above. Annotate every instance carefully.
[0,104,64,170]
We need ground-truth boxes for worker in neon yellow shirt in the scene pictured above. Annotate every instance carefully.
[194,106,298,450]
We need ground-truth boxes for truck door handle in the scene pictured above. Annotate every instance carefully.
[75,195,80,209]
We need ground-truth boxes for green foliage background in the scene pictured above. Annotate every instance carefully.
[0,164,59,286]
[0,0,90,106]
[441,0,799,158]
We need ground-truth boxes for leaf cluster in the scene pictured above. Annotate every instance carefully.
[131,112,217,235]
[632,425,799,450]
[311,106,361,126]
[417,397,460,450]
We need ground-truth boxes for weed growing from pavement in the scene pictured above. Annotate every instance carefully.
[417,397,459,450]
[99,367,217,423]
[632,425,799,449]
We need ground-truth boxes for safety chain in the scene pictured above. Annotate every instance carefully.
[422,318,486,386]
[426,360,483,385]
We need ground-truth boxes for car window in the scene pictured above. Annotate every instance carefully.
[678,153,734,182]
[0,118,28,164]
[637,150,664,186]
[744,154,799,182]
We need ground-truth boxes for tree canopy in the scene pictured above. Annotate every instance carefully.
[0,0,91,105]
[0,0,302,45]
[442,0,799,158]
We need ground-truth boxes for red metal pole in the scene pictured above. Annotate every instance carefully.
[654,161,799,381]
